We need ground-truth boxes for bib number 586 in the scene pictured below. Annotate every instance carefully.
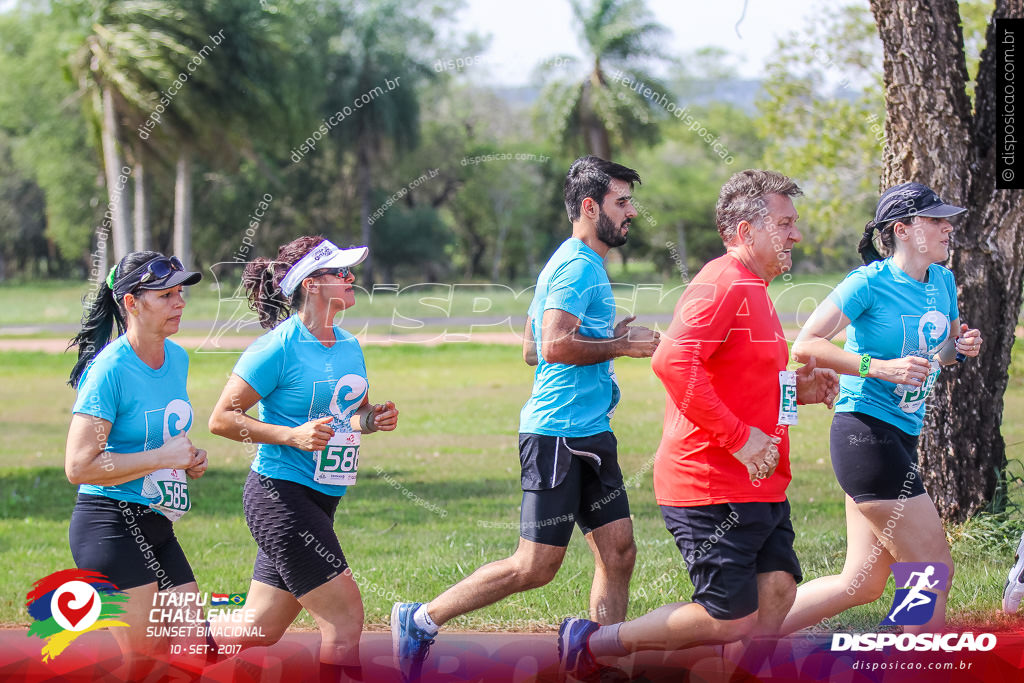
[322,445,358,473]
[315,441,359,485]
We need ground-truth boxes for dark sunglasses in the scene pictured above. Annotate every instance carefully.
[118,255,185,289]
[313,266,352,279]
[138,256,185,284]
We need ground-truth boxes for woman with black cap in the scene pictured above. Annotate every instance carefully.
[780,182,982,634]
[207,235,398,681]
[65,251,209,669]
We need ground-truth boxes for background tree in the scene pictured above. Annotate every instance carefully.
[869,0,1024,521]
[533,0,670,159]
[331,0,446,285]
[0,4,100,277]
[756,3,884,273]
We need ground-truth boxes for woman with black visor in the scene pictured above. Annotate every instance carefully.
[65,251,209,674]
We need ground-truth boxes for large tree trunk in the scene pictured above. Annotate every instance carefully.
[100,86,131,262]
[357,136,375,285]
[173,149,193,270]
[581,74,611,159]
[870,0,1024,522]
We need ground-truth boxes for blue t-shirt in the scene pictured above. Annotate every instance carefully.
[828,259,959,435]
[233,315,368,496]
[520,238,619,437]
[73,336,194,506]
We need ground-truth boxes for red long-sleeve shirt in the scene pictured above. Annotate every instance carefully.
[652,254,791,506]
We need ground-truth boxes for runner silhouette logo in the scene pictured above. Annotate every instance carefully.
[883,562,951,626]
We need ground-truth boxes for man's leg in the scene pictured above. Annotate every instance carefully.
[584,518,636,623]
[723,570,797,673]
[616,602,757,650]
[563,502,764,680]
[425,537,567,625]
[394,446,582,678]
[750,570,797,635]
[577,432,636,624]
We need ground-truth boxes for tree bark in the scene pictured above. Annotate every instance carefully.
[173,149,193,271]
[870,0,1024,521]
[581,74,611,159]
[100,87,131,262]
[133,150,150,252]
[357,136,375,286]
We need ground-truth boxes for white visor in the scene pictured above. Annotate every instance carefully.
[279,240,368,296]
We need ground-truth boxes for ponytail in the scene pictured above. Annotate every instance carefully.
[857,219,896,265]
[242,235,325,329]
[67,273,126,388]
[243,257,292,329]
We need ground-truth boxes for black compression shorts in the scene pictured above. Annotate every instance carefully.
[243,470,348,598]
[830,411,927,503]
[69,493,195,591]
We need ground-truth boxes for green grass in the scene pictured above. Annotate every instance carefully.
[1,343,1023,632]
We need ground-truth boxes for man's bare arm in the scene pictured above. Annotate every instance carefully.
[523,317,538,366]
[540,309,659,366]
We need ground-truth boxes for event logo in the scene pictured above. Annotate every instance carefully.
[830,562,996,654]
[883,562,950,626]
[25,569,128,661]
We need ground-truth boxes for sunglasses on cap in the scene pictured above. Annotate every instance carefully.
[112,255,185,290]
[136,256,185,284]
[312,266,352,279]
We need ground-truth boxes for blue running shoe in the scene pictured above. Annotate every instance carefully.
[392,602,435,682]
[1003,531,1024,613]
[557,617,600,680]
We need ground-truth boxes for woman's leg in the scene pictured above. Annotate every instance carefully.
[208,577,302,650]
[782,495,895,633]
[297,569,364,682]
[855,493,953,633]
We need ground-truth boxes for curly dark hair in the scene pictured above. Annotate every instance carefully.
[242,235,326,329]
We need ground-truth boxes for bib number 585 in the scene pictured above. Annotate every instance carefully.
[159,481,189,511]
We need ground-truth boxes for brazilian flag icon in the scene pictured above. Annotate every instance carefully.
[229,593,247,606]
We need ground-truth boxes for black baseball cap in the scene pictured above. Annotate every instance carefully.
[874,182,966,224]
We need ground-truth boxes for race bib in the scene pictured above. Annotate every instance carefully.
[896,357,940,413]
[143,468,191,522]
[607,363,621,420]
[314,432,360,486]
[778,370,798,425]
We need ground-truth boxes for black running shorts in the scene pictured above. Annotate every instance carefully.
[661,500,802,620]
[518,432,630,546]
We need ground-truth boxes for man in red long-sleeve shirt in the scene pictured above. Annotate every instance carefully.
[558,169,839,677]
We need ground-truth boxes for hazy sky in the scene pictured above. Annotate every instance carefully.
[456,0,845,84]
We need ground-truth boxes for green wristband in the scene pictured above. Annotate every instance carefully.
[858,353,872,377]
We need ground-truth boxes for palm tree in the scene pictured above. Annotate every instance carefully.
[70,1,209,263]
[332,0,439,284]
[72,0,306,269]
[535,0,672,159]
